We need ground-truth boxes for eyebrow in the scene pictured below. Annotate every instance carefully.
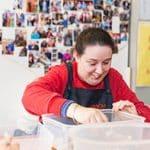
[103,58,112,62]
[87,58,112,62]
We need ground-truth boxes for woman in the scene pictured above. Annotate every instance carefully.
[22,27,150,123]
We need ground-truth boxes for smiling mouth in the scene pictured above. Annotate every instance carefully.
[93,72,107,79]
[92,75,103,80]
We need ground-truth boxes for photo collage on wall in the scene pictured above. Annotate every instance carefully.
[0,0,131,73]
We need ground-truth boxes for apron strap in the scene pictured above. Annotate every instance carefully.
[63,62,73,99]
[104,75,113,108]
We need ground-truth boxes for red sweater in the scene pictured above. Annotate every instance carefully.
[22,62,150,122]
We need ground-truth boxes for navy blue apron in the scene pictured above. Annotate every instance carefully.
[64,63,113,109]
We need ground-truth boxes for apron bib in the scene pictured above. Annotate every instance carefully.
[64,62,113,109]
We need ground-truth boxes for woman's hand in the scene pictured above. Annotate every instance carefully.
[112,100,138,115]
[67,103,108,124]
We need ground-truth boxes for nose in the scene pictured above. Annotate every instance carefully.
[95,64,103,75]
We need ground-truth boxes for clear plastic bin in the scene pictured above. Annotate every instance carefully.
[0,123,51,150]
[41,110,145,149]
[69,123,150,150]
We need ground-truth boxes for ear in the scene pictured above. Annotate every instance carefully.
[73,50,80,62]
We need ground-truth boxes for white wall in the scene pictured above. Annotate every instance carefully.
[0,55,44,126]
[112,42,130,86]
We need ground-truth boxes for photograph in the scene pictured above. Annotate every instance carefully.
[63,29,73,47]
[2,39,15,55]
[26,0,38,13]
[51,13,64,25]
[51,0,62,12]
[13,0,25,11]
[28,50,41,67]
[39,0,50,13]
[93,0,104,10]
[63,0,77,11]
[26,13,39,26]
[28,40,39,51]
[16,13,25,27]
[13,0,24,11]
[30,27,47,39]
[14,28,27,47]
[39,13,52,26]
[79,10,93,24]
[18,46,27,56]
[2,10,15,27]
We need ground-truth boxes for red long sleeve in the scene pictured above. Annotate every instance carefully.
[109,69,150,122]
[22,63,68,116]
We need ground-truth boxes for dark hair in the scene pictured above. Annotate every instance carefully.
[75,27,117,55]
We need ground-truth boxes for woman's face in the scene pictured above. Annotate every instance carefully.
[75,44,112,86]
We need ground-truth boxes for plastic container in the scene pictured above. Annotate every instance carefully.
[41,110,145,149]
[70,123,150,150]
[0,123,51,150]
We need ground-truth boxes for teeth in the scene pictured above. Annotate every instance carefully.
[95,75,101,79]
[92,74,102,80]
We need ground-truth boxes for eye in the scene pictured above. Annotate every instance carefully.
[103,61,109,65]
[89,63,96,66]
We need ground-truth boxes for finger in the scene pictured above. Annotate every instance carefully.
[123,106,132,113]
[89,115,97,124]
[122,106,138,115]
[118,101,133,109]
[120,101,135,112]
[124,100,134,107]
[118,102,127,110]
[99,111,108,122]
[113,101,134,112]
[94,113,104,123]
[89,111,104,124]
[112,101,122,112]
